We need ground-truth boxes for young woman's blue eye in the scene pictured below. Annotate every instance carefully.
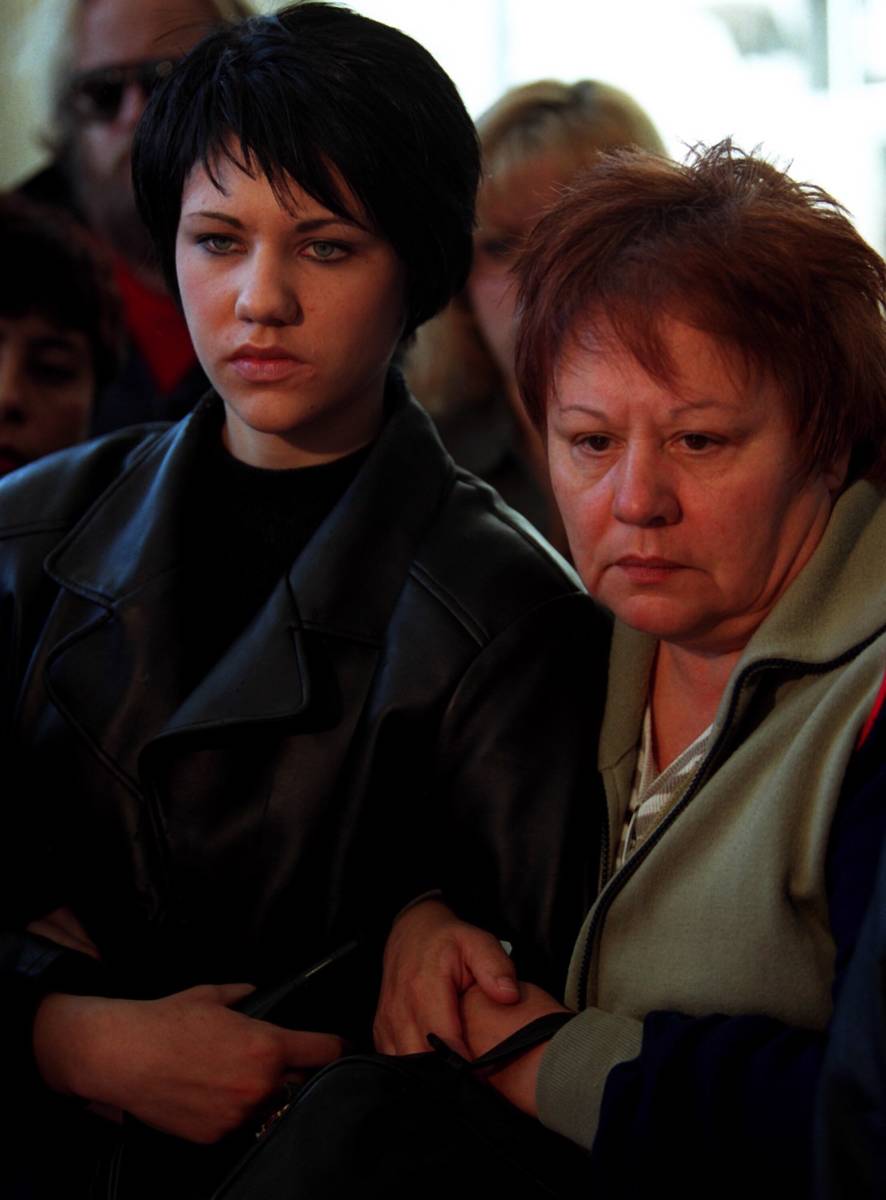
[197,234,236,254]
[307,241,347,261]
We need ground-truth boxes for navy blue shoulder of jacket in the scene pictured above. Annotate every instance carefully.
[0,423,171,542]
[826,690,886,988]
[408,463,595,645]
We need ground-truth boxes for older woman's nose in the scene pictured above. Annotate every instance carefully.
[611,445,680,527]
[234,253,302,327]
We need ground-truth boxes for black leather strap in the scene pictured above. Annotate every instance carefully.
[427,1011,574,1074]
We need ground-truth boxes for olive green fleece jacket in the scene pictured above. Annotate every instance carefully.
[536,480,886,1150]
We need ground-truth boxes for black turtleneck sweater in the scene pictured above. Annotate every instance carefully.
[178,433,371,693]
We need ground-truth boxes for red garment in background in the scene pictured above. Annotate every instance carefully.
[113,257,197,394]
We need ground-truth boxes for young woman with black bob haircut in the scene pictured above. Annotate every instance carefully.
[0,3,605,1192]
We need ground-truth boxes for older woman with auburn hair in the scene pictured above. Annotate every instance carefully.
[378,141,886,1197]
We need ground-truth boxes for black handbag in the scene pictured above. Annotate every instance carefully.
[96,941,371,1200]
[97,937,587,1200]
[210,1012,589,1199]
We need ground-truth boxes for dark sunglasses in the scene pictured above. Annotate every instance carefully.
[65,58,179,124]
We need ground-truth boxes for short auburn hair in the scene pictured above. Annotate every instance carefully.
[516,140,886,483]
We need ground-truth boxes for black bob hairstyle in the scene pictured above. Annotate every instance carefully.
[132,1,480,337]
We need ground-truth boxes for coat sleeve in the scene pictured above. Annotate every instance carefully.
[1,933,111,1097]
[0,454,135,1095]
[535,706,886,1199]
[431,590,610,997]
[0,540,111,1096]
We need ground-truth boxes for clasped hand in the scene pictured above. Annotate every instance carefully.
[374,899,570,1116]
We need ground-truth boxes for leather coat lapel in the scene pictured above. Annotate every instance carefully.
[288,377,455,639]
[157,577,308,736]
[42,399,306,780]
[39,378,453,782]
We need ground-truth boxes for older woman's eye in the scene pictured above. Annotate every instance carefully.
[579,434,612,453]
[680,432,719,451]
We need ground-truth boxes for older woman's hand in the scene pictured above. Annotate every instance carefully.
[461,981,571,1117]
[33,986,346,1143]
[373,898,520,1058]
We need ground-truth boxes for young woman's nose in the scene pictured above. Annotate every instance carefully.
[611,443,680,527]
[234,252,301,327]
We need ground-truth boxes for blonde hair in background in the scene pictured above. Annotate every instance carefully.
[405,78,665,419]
[478,78,665,181]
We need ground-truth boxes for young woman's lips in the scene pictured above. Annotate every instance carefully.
[228,347,310,383]
[614,556,685,584]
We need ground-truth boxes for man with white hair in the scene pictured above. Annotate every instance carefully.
[20,0,252,432]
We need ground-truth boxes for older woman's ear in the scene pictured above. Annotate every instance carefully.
[824,447,851,495]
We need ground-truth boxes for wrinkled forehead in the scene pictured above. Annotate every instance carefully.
[73,0,219,72]
[555,307,771,403]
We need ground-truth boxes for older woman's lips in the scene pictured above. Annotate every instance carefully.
[615,556,685,584]
[228,347,310,383]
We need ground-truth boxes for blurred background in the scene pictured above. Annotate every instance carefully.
[3,0,886,252]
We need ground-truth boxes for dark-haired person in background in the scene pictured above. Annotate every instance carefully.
[19,0,252,434]
[0,193,124,475]
[0,5,605,1196]
[378,142,886,1198]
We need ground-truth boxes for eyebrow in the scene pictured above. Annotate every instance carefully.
[556,405,609,419]
[666,398,737,418]
[555,399,737,420]
[180,210,365,233]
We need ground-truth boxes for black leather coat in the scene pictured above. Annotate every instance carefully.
[0,382,608,1029]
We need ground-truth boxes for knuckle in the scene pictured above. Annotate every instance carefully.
[242,1078,273,1108]
[243,1024,278,1062]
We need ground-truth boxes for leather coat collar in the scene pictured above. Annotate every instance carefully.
[41,374,455,760]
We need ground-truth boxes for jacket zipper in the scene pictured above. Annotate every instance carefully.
[576,646,878,1009]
